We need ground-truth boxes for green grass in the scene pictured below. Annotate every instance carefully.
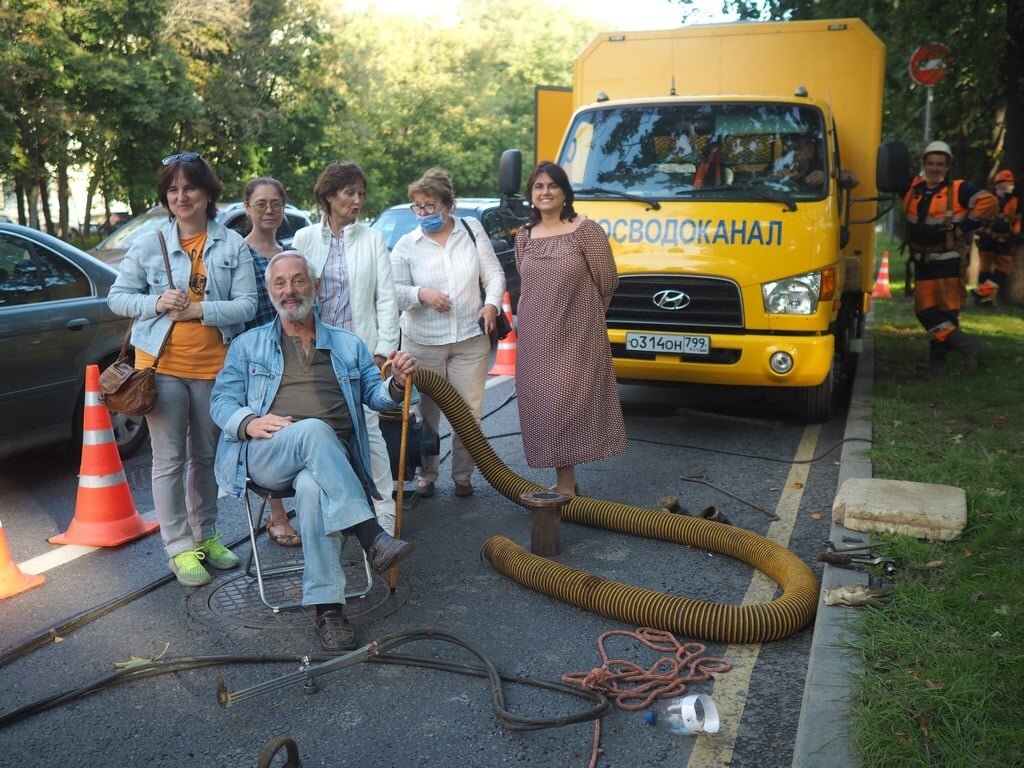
[850,239,1024,767]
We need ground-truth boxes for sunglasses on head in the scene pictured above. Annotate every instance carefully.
[161,152,202,166]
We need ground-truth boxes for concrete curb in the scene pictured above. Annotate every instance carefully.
[791,327,875,767]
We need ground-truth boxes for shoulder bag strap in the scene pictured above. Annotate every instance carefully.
[150,230,176,363]
[157,231,176,290]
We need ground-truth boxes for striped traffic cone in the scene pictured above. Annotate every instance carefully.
[871,250,892,298]
[49,365,159,547]
[0,520,45,599]
[489,292,518,376]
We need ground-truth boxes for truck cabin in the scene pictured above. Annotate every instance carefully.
[560,102,832,202]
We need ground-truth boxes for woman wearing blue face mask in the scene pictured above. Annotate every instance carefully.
[390,168,505,498]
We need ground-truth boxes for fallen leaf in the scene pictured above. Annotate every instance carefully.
[792,482,804,489]
[947,433,964,444]
[907,669,920,679]
[924,560,944,569]
[982,488,1006,497]
[114,656,154,670]
[961,547,973,558]
[895,732,909,743]
[810,512,823,520]
[924,678,945,690]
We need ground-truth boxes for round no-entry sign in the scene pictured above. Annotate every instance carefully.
[909,43,951,87]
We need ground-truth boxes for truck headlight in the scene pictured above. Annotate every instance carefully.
[762,270,833,315]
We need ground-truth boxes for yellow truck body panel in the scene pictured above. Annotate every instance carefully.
[543,19,885,419]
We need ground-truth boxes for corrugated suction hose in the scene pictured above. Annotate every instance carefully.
[413,368,818,643]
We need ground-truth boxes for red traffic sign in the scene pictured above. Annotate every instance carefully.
[909,43,951,87]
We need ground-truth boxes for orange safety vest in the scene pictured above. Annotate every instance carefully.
[980,193,1021,243]
[903,178,998,252]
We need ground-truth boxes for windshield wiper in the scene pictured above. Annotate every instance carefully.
[696,184,797,212]
[575,187,662,211]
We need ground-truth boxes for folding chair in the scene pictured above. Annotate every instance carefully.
[242,480,373,612]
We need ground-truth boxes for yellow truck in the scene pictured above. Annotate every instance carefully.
[500,19,886,421]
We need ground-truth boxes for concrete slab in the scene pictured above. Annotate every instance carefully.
[832,477,966,541]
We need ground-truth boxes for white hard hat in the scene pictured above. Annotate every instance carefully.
[923,140,952,160]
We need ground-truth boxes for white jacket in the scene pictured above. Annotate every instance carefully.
[291,217,399,357]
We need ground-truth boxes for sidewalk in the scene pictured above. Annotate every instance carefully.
[791,330,875,767]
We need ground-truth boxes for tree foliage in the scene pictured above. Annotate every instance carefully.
[0,0,596,233]
[718,0,1024,184]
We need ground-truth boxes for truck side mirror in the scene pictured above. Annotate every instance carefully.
[499,149,523,197]
[876,142,910,194]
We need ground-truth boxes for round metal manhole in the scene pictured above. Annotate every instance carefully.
[190,553,408,630]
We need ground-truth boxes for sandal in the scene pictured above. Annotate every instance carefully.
[265,516,302,547]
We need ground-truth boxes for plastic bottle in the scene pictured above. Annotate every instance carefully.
[643,694,720,735]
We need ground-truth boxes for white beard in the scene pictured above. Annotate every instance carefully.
[272,293,314,323]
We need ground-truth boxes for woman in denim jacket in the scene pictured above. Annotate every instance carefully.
[108,152,256,588]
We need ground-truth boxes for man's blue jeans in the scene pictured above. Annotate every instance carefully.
[246,419,374,606]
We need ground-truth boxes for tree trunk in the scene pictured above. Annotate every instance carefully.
[1005,2,1024,305]
[56,153,70,238]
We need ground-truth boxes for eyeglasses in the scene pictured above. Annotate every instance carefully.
[250,200,284,212]
[161,152,202,166]
[410,202,438,215]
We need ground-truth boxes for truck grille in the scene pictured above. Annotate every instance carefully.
[606,275,744,331]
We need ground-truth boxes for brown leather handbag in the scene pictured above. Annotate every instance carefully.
[99,232,174,416]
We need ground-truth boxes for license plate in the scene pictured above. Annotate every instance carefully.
[625,332,711,355]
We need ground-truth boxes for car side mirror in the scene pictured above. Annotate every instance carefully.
[876,142,910,194]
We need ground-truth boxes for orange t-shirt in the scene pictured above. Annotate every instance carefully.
[136,231,227,379]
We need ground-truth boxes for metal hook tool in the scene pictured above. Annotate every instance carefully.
[680,474,779,520]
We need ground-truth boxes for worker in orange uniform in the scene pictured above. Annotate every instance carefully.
[971,169,1021,307]
[901,141,998,375]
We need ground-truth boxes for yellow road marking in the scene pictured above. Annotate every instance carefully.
[686,424,820,765]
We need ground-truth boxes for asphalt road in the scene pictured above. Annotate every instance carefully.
[0,374,849,768]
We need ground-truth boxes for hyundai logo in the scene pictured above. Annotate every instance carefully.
[652,289,692,310]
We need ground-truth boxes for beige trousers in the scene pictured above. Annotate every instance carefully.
[400,333,490,485]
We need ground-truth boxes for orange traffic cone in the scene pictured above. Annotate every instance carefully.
[489,292,518,376]
[872,250,892,298]
[0,520,45,599]
[49,365,159,547]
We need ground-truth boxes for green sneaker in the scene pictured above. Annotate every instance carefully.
[198,533,240,570]
[169,549,211,587]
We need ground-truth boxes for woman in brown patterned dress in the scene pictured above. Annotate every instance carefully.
[514,162,628,496]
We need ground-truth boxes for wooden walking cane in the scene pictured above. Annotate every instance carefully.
[381,361,414,592]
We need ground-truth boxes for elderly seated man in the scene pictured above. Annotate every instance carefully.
[211,250,416,653]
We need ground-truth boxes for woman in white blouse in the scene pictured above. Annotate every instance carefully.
[390,168,505,498]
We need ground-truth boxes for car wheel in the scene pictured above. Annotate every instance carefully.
[111,411,149,460]
[110,410,149,458]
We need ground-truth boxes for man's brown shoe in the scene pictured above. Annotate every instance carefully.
[314,610,357,653]
[369,532,414,572]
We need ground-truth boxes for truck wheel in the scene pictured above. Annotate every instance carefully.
[794,362,833,423]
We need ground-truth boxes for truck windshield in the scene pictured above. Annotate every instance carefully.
[559,102,828,202]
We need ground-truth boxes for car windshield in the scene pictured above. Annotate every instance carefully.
[370,207,420,250]
[96,208,169,250]
[371,205,501,250]
[559,102,828,202]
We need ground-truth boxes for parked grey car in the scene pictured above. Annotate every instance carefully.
[0,223,148,459]
[90,201,312,266]
[369,197,530,313]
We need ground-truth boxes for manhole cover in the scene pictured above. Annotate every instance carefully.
[192,555,407,630]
